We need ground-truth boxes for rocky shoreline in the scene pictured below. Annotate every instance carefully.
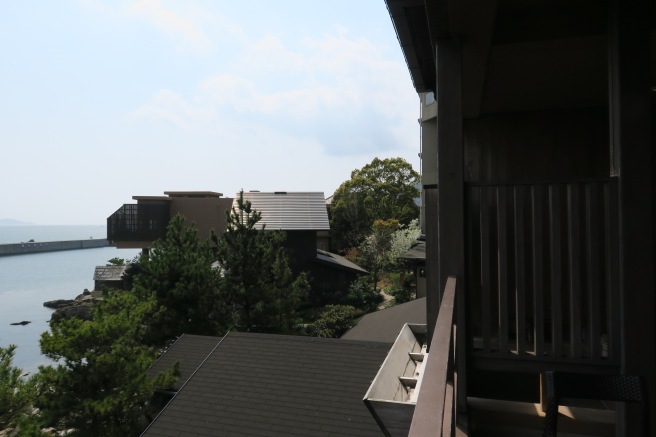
[43,289,103,323]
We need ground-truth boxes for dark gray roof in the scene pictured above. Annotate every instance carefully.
[93,265,126,281]
[143,332,389,437]
[398,238,425,264]
[315,249,368,274]
[237,191,330,231]
[341,298,426,343]
[148,334,221,391]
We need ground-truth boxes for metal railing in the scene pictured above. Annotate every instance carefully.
[107,204,170,243]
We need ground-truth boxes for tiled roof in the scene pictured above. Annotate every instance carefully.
[315,249,368,274]
[341,298,426,343]
[143,332,389,437]
[148,334,221,391]
[93,265,126,281]
[398,237,425,263]
[236,192,330,231]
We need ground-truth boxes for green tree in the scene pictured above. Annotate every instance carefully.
[135,215,225,346]
[36,291,178,436]
[358,219,400,293]
[342,276,384,313]
[386,219,421,270]
[106,257,126,266]
[308,305,360,338]
[330,157,419,252]
[212,191,309,332]
[0,344,37,432]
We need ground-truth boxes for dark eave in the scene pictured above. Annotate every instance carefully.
[387,0,616,118]
[386,0,436,93]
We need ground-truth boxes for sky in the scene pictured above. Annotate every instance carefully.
[0,0,419,225]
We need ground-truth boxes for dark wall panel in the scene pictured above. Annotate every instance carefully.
[464,107,609,182]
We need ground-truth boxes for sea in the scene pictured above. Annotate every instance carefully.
[0,225,140,375]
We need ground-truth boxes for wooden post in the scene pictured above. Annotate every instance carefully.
[435,37,467,419]
[610,0,655,434]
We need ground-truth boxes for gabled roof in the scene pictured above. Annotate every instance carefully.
[315,249,368,274]
[143,332,389,437]
[341,298,426,343]
[147,334,221,391]
[236,191,330,231]
[93,265,126,281]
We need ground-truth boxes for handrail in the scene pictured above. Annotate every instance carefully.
[408,276,457,437]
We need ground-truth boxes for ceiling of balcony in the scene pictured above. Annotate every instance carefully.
[386,0,655,118]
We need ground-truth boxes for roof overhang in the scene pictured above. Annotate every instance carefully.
[386,0,626,118]
[385,0,437,93]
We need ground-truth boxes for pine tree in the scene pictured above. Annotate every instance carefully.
[212,191,308,332]
[36,291,178,436]
[135,215,225,345]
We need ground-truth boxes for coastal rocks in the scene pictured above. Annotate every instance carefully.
[44,289,102,323]
[9,320,31,326]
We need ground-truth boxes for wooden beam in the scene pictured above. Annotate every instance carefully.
[435,37,466,418]
[610,0,655,435]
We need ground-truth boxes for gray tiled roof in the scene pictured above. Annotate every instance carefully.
[237,192,330,231]
[143,332,389,437]
[148,334,221,391]
[93,265,126,281]
[398,238,425,263]
[341,298,426,343]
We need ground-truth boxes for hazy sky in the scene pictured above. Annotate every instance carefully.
[0,1,419,225]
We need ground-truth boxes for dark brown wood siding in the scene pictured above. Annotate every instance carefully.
[463,107,609,183]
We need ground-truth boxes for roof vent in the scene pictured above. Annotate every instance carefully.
[274,191,287,195]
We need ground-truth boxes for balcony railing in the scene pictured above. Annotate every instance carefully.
[466,179,620,367]
[107,204,170,243]
[408,276,457,437]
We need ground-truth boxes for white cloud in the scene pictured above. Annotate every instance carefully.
[129,89,216,128]
[124,0,213,53]
[128,18,417,157]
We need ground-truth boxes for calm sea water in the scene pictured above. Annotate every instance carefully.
[0,226,139,374]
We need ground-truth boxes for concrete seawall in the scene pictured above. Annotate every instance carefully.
[0,239,109,256]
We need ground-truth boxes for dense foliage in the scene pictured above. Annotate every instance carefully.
[0,344,36,431]
[135,215,224,346]
[212,191,309,332]
[330,157,419,252]
[36,291,178,436]
[307,305,360,338]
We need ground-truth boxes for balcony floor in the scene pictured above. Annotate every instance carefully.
[467,396,615,437]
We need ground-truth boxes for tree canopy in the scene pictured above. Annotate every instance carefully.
[134,215,225,346]
[330,157,419,251]
[212,191,309,332]
[36,291,178,436]
[0,344,37,432]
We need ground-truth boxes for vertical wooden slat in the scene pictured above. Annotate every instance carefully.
[605,181,620,362]
[467,186,481,350]
[549,184,563,357]
[586,183,602,359]
[425,188,440,348]
[532,185,545,357]
[514,185,527,355]
[497,186,509,354]
[480,187,491,353]
[568,184,582,359]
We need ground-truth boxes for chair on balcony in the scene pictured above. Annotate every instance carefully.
[542,370,649,437]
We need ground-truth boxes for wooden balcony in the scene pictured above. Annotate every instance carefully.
[465,179,620,372]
